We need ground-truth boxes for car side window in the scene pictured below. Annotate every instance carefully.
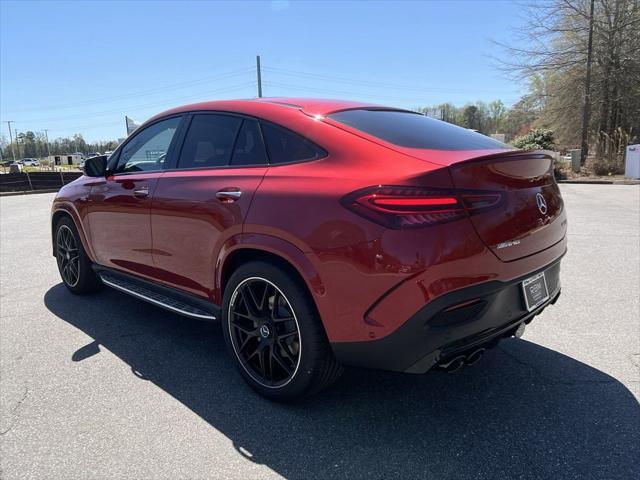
[116,117,181,173]
[260,122,326,165]
[230,119,268,166]
[178,114,242,169]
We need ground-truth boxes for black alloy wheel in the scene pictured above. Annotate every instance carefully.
[228,277,301,387]
[56,224,80,287]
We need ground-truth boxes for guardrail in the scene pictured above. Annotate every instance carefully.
[0,171,83,192]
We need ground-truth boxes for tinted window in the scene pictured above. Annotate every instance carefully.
[328,109,509,150]
[117,117,180,172]
[231,119,268,166]
[261,123,325,164]
[178,114,241,169]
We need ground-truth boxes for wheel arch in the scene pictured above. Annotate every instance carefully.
[51,205,95,261]
[215,234,328,327]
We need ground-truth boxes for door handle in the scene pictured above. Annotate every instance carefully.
[216,189,242,202]
[133,187,149,198]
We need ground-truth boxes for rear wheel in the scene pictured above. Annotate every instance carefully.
[55,216,102,294]
[222,261,342,401]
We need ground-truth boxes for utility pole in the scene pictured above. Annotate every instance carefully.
[6,121,16,161]
[580,0,595,166]
[44,129,51,157]
[44,129,51,155]
[256,55,263,98]
[14,130,20,159]
[44,129,52,170]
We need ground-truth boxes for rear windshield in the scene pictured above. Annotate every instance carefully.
[328,109,509,150]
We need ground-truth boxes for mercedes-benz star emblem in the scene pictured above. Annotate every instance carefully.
[536,192,548,215]
[259,325,271,338]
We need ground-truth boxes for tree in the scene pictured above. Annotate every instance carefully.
[462,105,481,130]
[512,128,556,150]
[488,100,507,133]
[496,0,640,161]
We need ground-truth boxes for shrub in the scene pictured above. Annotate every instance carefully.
[512,128,555,150]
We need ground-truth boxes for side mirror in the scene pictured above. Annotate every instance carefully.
[83,155,108,177]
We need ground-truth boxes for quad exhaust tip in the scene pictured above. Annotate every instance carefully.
[438,348,486,373]
[437,323,525,373]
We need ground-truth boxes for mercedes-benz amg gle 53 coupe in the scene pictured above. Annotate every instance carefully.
[52,98,566,401]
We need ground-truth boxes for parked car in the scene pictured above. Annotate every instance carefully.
[21,158,40,166]
[51,98,567,401]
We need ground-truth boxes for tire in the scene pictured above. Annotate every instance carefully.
[54,216,102,294]
[222,260,343,402]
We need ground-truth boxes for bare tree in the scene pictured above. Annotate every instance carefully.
[495,0,640,160]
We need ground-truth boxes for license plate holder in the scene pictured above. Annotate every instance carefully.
[522,271,550,312]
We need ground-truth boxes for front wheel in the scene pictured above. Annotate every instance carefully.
[54,216,102,294]
[222,261,342,402]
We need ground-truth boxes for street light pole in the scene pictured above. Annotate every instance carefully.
[6,121,16,161]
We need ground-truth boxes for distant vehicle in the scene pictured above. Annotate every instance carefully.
[104,150,114,157]
[87,152,101,158]
[21,158,40,166]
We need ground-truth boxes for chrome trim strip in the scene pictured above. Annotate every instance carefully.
[100,276,217,320]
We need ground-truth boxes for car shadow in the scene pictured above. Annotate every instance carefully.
[44,284,639,479]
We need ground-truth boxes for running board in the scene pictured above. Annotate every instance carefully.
[97,270,219,321]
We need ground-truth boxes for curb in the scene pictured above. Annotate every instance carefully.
[558,179,640,185]
[0,189,60,197]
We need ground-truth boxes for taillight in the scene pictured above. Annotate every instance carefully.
[341,185,502,229]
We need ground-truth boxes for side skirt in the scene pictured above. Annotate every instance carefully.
[93,266,221,321]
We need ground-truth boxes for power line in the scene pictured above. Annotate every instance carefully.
[262,65,517,96]
[12,82,255,124]
[6,68,254,113]
[262,80,519,105]
[263,81,524,103]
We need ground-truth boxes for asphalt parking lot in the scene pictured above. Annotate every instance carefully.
[1,185,639,480]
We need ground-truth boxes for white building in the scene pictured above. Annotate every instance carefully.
[48,154,83,166]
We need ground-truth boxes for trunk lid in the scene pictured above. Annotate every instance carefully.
[447,150,567,262]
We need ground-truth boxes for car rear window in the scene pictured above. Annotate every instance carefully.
[328,109,509,150]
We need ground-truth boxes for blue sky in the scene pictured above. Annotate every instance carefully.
[0,0,527,142]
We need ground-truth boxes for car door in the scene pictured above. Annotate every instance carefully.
[87,116,183,278]
[150,114,268,298]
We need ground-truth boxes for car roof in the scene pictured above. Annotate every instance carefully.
[153,97,386,119]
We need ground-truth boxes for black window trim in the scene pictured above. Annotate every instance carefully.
[161,110,328,173]
[107,113,187,177]
[108,110,329,175]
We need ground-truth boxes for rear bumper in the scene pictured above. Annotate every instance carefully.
[331,257,562,373]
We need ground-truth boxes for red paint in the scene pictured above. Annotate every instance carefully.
[52,98,567,345]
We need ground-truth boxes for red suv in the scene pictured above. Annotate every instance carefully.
[51,98,566,401]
